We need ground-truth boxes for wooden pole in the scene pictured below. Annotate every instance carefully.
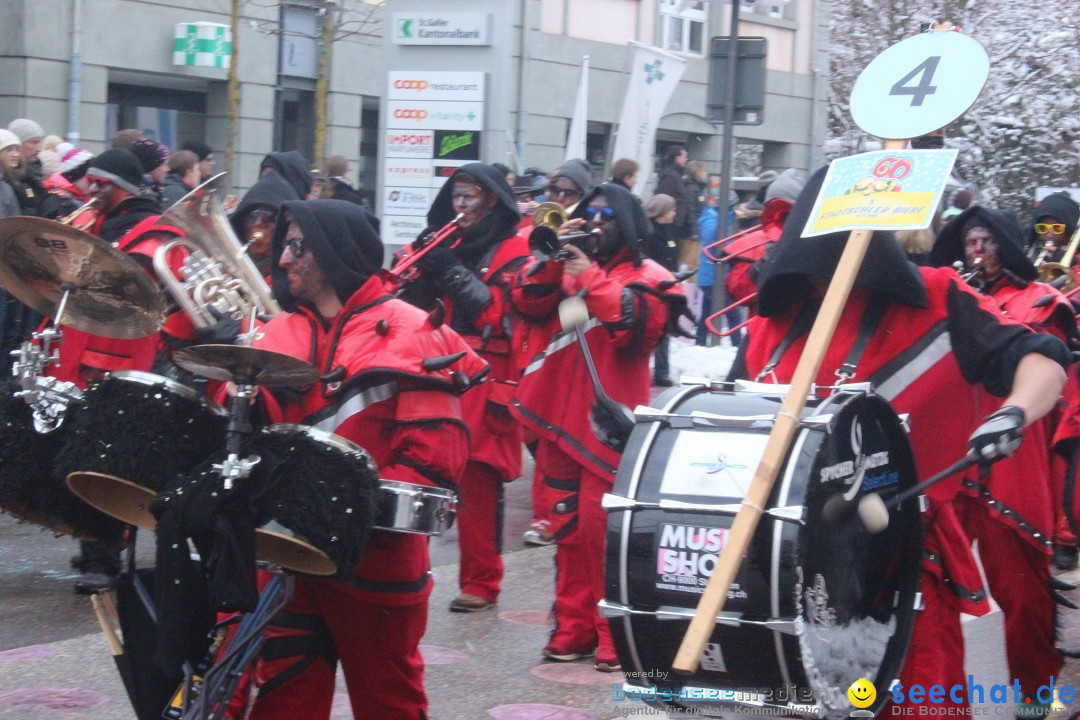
[671,138,910,673]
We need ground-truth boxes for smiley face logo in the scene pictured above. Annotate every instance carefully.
[847,678,876,708]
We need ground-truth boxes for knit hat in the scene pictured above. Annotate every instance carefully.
[131,138,170,174]
[58,144,94,174]
[0,129,20,151]
[87,149,145,195]
[7,119,44,144]
[764,168,805,205]
[181,140,213,161]
[550,158,594,198]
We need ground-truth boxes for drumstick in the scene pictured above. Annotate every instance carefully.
[90,594,124,656]
[671,139,910,674]
[857,451,980,533]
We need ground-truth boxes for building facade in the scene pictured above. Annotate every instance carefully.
[0,0,828,205]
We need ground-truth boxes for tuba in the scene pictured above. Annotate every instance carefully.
[152,173,280,328]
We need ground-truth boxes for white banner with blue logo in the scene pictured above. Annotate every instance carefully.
[611,42,686,196]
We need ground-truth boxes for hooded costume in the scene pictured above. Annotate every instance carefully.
[730,166,1069,709]
[399,162,530,608]
[511,181,687,667]
[1025,191,1079,262]
[242,199,487,720]
[931,205,1075,696]
[230,171,307,277]
[259,151,314,201]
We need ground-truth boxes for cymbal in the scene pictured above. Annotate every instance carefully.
[0,217,166,339]
[173,344,319,387]
[66,471,157,530]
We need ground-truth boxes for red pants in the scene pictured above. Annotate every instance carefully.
[249,575,428,720]
[535,439,614,658]
[958,496,1059,696]
[456,460,504,602]
[896,569,968,712]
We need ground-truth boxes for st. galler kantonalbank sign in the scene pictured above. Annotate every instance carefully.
[392,12,491,46]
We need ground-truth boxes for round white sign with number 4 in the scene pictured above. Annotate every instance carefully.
[850,29,989,140]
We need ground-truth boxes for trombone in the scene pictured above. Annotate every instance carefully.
[1037,224,1080,292]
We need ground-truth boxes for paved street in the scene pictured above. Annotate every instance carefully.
[2,448,1080,719]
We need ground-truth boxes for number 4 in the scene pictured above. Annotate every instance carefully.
[890,56,941,107]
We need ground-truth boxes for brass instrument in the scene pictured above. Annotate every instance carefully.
[952,258,982,283]
[532,202,567,231]
[529,225,600,261]
[58,199,97,232]
[152,173,280,328]
[1037,224,1080,292]
[387,213,464,284]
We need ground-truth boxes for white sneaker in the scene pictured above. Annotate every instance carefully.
[523,520,555,546]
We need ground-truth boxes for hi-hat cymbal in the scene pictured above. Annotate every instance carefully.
[0,217,166,339]
[173,344,319,387]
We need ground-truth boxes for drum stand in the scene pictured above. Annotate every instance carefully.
[11,283,84,433]
[213,373,261,491]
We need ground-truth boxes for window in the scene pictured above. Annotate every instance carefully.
[107,83,207,151]
[660,0,707,56]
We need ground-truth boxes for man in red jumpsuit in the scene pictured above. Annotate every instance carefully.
[401,163,531,613]
[246,199,487,720]
[511,182,687,671]
[727,168,1068,713]
[929,206,1073,708]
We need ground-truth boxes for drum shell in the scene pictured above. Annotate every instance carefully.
[373,480,456,536]
[54,371,227,498]
[0,382,123,543]
[605,386,921,718]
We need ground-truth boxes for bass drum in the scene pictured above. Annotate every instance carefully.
[603,385,922,719]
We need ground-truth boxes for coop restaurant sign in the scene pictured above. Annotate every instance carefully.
[391,12,491,46]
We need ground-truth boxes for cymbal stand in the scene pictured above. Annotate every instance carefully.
[12,282,84,433]
[213,371,261,491]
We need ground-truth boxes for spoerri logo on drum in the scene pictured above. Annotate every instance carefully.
[818,417,897,494]
[655,523,746,599]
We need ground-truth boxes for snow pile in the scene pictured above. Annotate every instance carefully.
[664,337,738,382]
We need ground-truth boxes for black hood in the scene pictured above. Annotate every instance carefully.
[570,182,654,262]
[230,172,301,237]
[270,200,384,312]
[427,163,521,265]
[1026,191,1080,249]
[260,151,313,200]
[755,166,927,317]
[930,205,1037,281]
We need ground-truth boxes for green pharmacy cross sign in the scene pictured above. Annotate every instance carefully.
[173,23,232,69]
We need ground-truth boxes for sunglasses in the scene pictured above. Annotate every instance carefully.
[285,236,306,258]
[1035,223,1066,235]
[583,206,616,221]
[551,187,582,200]
[248,209,277,224]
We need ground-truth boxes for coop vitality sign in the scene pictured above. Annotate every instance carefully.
[392,12,491,46]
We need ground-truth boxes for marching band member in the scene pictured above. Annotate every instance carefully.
[1025,191,1078,267]
[400,163,531,613]
[727,168,1068,713]
[511,182,687,671]
[930,207,1073,707]
[245,199,487,720]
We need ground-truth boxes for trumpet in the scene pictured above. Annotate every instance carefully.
[58,199,98,232]
[532,201,567,231]
[529,225,600,261]
[151,173,280,328]
[387,214,464,285]
[1038,224,1080,292]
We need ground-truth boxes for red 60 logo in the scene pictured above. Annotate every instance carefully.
[871,156,912,180]
[393,80,429,91]
[393,109,429,120]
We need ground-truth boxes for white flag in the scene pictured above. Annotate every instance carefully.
[611,42,687,196]
[564,56,589,162]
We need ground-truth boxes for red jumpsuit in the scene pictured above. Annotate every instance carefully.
[737,269,1060,711]
[959,276,1073,696]
[512,249,684,661]
[246,275,487,720]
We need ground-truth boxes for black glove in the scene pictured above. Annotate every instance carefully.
[414,247,459,290]
[195,307,242,344]
[968,405,1025,462]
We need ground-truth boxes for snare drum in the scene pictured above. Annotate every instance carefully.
[603,385,921,719]
[374,480,456,536]
[0,382,123,542]
[57,370,227,528]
